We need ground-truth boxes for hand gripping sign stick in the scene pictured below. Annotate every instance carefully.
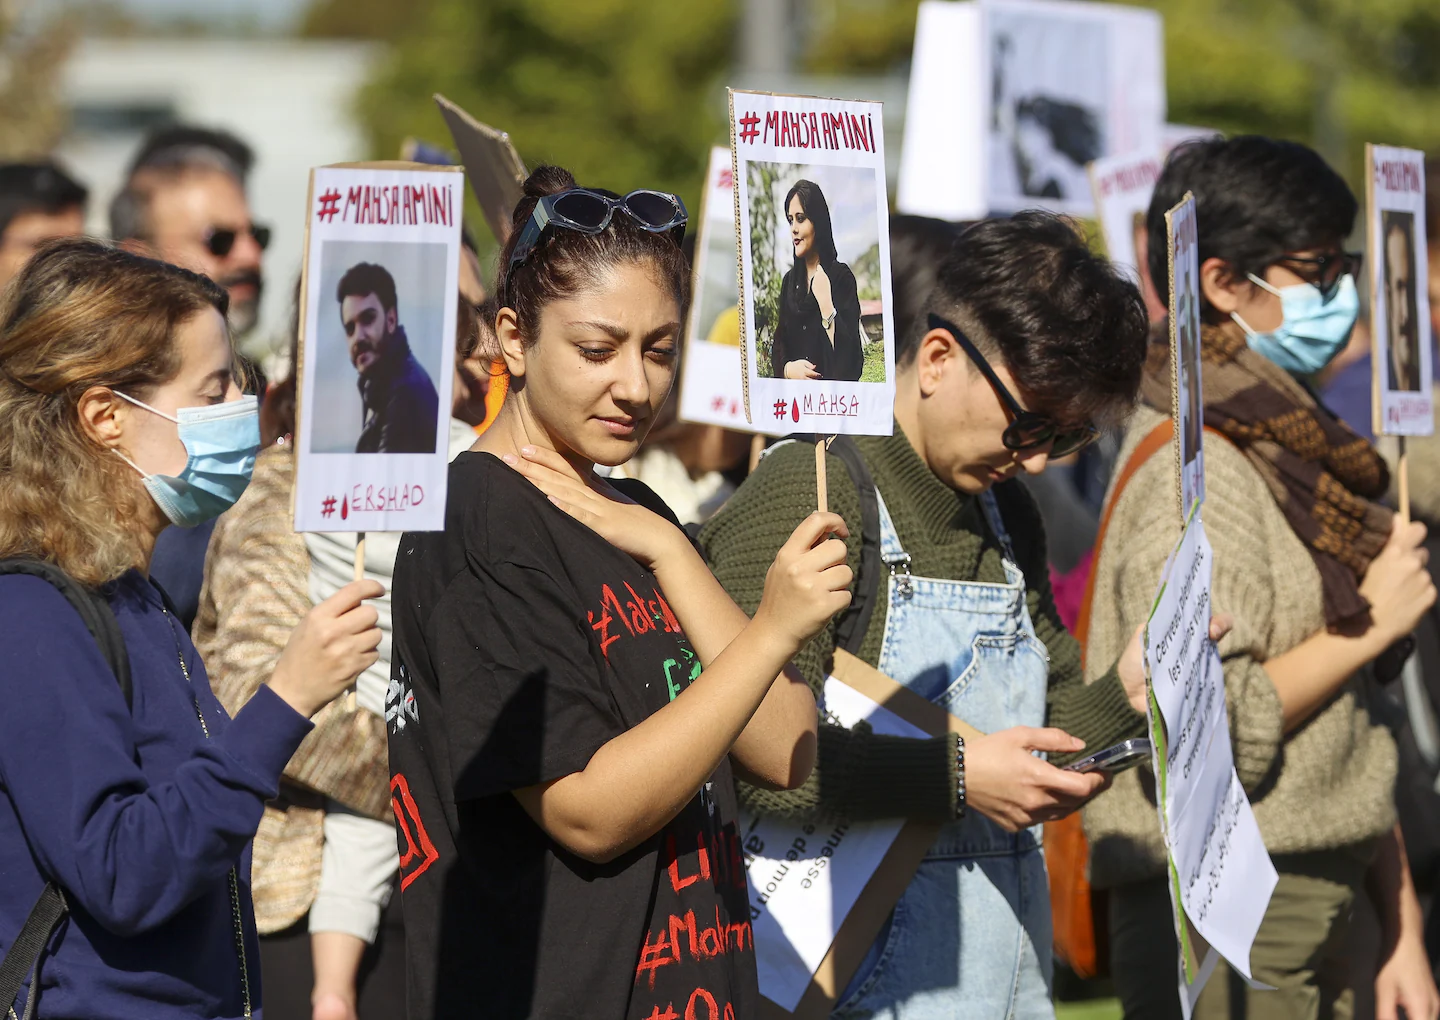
[292,161,464,709]
[1366,144,1434,526]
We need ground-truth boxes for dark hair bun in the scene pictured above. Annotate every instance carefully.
[511,165,578,230]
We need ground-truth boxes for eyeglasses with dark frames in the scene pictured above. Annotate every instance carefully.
[928,313,1100,459]
[1272,250,1362,302]
[205,223,271,258]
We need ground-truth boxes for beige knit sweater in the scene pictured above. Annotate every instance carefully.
[1082,405,1397,889]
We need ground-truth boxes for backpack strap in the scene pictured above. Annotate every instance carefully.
[828,436,881,656]
[0,560,132,1017]
[0,886,65,1020]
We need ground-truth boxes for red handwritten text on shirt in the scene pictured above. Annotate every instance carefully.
[588,581,682,658]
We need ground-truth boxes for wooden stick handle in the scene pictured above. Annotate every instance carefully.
[815,437,828,514]
[347,532,366,709]
[1399,439,1411,527]
[748,432,765,475]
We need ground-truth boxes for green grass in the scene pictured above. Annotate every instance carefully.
[1055,998,1122,1020]
[860,340,886,383]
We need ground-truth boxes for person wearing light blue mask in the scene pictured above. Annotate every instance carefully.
[1229,263,1362,377]
[111,391,260,528]
[1085,135,1440,1020]
[0,238,387,1020]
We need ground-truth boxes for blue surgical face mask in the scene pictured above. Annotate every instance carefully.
[1230,273,1360,376]
[113,392,260,528]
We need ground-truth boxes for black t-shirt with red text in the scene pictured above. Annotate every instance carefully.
[387,452,757,1019]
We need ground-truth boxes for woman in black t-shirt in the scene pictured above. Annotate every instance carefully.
[768,179,864,382]
[387,166,851,1019]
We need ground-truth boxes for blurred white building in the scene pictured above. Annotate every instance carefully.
[55,36,382,366]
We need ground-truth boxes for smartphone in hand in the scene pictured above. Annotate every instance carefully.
[1063,737,1152,775]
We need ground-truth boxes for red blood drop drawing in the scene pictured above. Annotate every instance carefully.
[341,495,349,520]
[791,398,800,423]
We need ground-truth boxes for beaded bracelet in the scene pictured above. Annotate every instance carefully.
[954,734,967,819]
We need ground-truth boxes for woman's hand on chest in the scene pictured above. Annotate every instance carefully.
[503,445,688,572]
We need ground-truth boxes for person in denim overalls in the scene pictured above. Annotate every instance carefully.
[834,490,1052,1017]
[700,214,1163,1019]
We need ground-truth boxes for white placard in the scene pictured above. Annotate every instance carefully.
[678,146,763,432]
[293,165,462,533]
[1090,150,1163,281]
[729,89,897,436]
[1145,515,1277,1009]
[1368,145,1434,437]
[899,0,1164,220]
[1168,194,1205,517]
[743,676,926,1012]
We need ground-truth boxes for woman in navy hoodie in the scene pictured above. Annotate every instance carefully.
[0,239,383,1019]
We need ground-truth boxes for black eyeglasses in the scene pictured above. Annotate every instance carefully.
[928,314,1100,459]
[205,223,271,257]
[1273,250,1362,302]
[503,188,686,303]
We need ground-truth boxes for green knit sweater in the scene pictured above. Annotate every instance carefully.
[698,426,1145,824]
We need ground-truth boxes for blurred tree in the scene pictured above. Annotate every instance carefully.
[802,0,1440,184]
[0,0,76,160]
[302,0,734,253]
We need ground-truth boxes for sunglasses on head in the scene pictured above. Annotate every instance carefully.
[1273,249,1362,302]
[503,188,687,302]
[928,314,1101,459]
[205,223,271,258]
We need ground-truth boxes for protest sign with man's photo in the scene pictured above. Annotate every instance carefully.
[729,89,896,437]
[1168,192,1205,517]
[293,162,463,533]
[1367,144,1433,437]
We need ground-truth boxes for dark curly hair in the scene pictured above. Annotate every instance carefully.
[910,211,1148,428]
[496,165,689,344]
[1147,136,1357,317]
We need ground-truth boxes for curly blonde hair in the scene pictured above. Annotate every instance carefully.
[0,238,229,586]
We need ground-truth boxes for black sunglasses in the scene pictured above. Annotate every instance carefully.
[206,223,271,257]
[928,314,1100,459]
[503,188,686,303]
[1273,250,1362,302]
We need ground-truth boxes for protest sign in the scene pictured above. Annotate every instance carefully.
[678,146,764,433]
[899,0,1164,221]
[1090,151,1163,283]
[292,162,463,536]
[434,94,527,243]
[747,650,980,1018]
[1167,193,1205,519]
[1144,511,1276,1013]
[1367,145,1433,447]
[728,88,896,447]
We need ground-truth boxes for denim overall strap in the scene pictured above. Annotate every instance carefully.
[834,487,1055,1020]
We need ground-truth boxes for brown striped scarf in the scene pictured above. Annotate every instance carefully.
[1141,321,1391,626]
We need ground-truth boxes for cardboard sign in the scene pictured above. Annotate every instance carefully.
[293,162,463,533]
[899,0,1164,221]
[434,94,528,244]
[1368,145,1434,437]
[677,146,766,432]
[750,650,980,1018]
[1089,150,1163,282]
[1167,193,1204,520]
[728,89,897,436]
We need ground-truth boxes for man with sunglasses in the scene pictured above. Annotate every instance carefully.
[111,125,268,338]
[700,212,1153,1016]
